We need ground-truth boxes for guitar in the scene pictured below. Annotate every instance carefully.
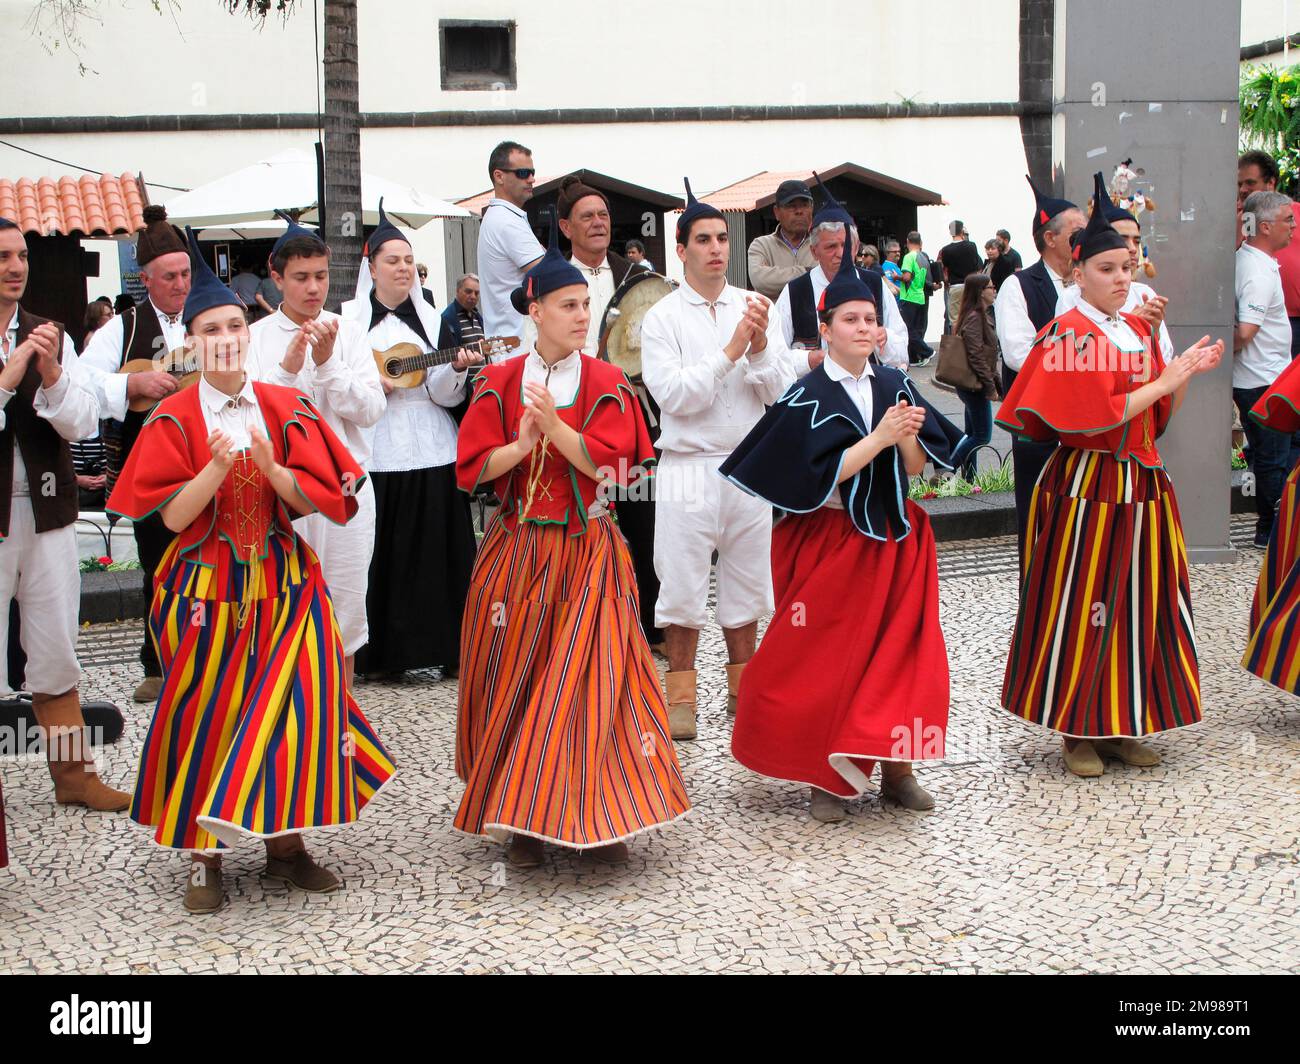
[118,349,202,413]
[373,335,518,389]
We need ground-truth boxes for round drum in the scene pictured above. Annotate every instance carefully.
[598,272,674,380]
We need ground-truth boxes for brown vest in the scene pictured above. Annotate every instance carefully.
[0,308,78,538]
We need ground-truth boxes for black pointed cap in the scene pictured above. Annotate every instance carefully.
[1027,174,1078,234]
[1070,172,1130,263]
[364,197,409,257]
[812,171,854,229]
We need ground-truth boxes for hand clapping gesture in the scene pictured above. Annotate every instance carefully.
[207,430,236,474]
[522,382,561,435]
[248,427,281,476]
[870,399,927,448]
[1160,336,1224,393]
[303,317,339,367]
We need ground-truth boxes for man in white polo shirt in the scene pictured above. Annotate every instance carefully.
[476,140,544,359]
[1235,189,1297,547]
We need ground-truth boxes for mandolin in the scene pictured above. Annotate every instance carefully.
[118,349,202,413]
[373,335,518,389]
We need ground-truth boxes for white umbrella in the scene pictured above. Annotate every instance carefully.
[161,148,470,228]
[192,219,318,242]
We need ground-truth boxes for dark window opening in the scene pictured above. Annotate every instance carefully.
[440,21,516,91]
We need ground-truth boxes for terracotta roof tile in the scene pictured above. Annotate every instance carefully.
[0,173,147,236]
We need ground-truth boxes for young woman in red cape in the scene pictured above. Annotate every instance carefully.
[453,226,690,868]
[996,174,1224,778]
[719,237,962,822]
[107,231,395,913]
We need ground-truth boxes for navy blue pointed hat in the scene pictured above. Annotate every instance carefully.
[675,177,725,243]
[818,212,876,314]
[1027,174,1077,234]
[1070,172,1130,263]
[270,209,320,257]
[181,227,244,327]
[364,197,409,258]
[510,209,588,314]
[812,171,854,229]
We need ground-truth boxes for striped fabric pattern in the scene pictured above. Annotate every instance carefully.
[1243,463,1300,691]
[131,534,396,852]
[455,514,690,848]
[1002,447,1201,737]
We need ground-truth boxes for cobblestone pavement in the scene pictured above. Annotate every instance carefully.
[1,515,1296,974]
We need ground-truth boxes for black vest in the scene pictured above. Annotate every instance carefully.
[1016,259,1060,333]
[787,268,886,347]
[0,309,78,538]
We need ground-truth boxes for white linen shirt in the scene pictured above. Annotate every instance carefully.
[820,353,875,512]
[994,261,1070,372]
[1234,242,1292,390]
[366,309,467,472]
[775,264,909,371]
[197,374,262,449]
[247,308,384,470]
[478,198,544,354]
[79,299,187,421]
[569,255,615,358]
[1056,279,1174,364]
[0,315,99,496]
[640,281,795,458]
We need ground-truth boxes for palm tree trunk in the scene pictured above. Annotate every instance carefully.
[323,0,362,311]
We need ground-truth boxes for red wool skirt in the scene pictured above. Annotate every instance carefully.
[731,504,950,797]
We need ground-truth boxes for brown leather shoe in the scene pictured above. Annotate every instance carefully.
[31,689,132,812]
[183,864,225,914]
[588,841,629,864]
[133,676,163,703]
[506,833,545,868]
[1094,737,1161,767]
[665,670,697,741]
[725,662,746,717]
[880,773,935,811]
[1062,738,1105,778]
[264,850,341,893]
[809,787,846,823]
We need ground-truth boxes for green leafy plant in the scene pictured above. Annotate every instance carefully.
[908,463,1015,500]
[1240,63,1300,194]
[79,556,141,573]
[1232,446,1247,471]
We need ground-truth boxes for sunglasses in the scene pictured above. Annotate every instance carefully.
[503,168,535,179]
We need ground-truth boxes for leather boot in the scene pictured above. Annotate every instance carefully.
[31,689,132,812]
[725,662,746,717]
[1094,737,1161,767]
[1062,738,1105,778]
[664,670,697,741]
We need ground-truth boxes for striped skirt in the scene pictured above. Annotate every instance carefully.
[1243,459,1300,691]
[1002,447,1201,737]
[131,535,396,852]
[454,514,690,849]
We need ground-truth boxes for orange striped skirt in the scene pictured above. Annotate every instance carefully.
[1002,447,1201,737]
[454,514,690,849]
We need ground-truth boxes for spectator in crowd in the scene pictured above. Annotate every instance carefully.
[625,239,654,272]
[947,273,1001,480]
[937,220,983,331]
[113,292,136,315]
[254,268,282,319]
[73,300,113,508]
[856,243,881,270]
[437,272,485,350]
[1236,189,1297,546]
[417,263,437,307]
[1238,151,1300,357]
[229,256,261,313]
[899,231,934,365]
[80,299,113,350]
[983,237,1015,290]
[880,239,903,296]
[996,228,1023,271]
[747,179,815,299]
[477,140,544,358]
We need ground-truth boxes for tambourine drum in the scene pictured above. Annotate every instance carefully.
[598,272,674,380]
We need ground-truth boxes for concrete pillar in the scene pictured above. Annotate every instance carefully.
[1053,0,1240,563]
